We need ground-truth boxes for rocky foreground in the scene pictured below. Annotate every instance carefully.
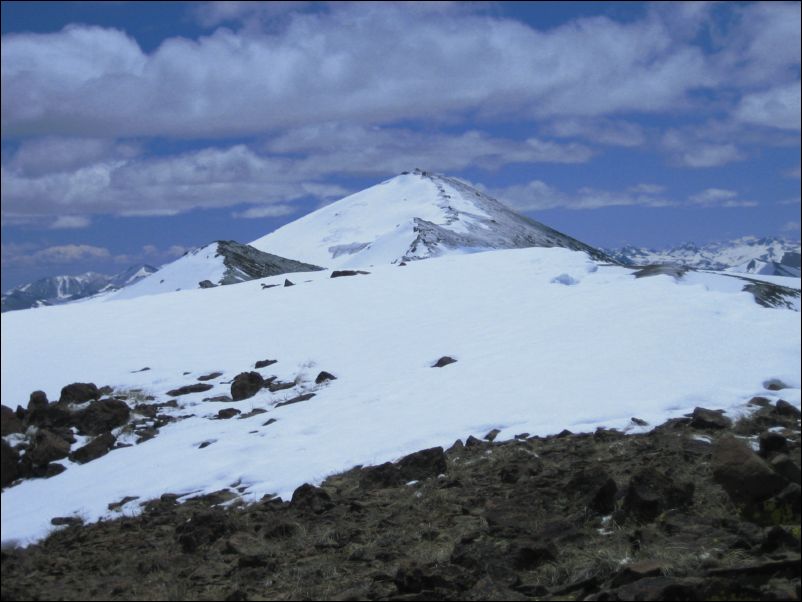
[1,395,801,601]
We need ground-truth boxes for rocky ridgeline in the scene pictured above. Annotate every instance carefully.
[1,384,800,601]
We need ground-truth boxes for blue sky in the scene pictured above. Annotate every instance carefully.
[1,1,800,291]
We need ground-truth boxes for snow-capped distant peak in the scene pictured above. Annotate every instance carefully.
[250,169,609,268]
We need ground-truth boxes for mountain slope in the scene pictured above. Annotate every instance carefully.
[108,241,323,301]
[1,266,157,312]
[608,237,801,276]
[250,169,610,267]
[2,246,799,546]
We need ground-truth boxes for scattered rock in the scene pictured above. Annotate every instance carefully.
[131,367,150,373]
[261,418,277,427]
[689,407,732,430]
[268,380,295,392]
[484,428,501,441]
[759,431,789,457]
[283,279,294,287]
[27,390,49,411]
[73,399,131,436]
[70,432,116,464]
[1,405,24,436]
[198,280,216,288]
[623,467,693,522]
[50,516,84,527]
[27,429,71,466]
[712,435,786,505]
[231,372,265,401]
[360,462,403,489]
[203,395,233,402]
[432,356,457,368]
[238,408,267,419]
[397,447,447,481]
[290,483,333,513]
[197,371,223,381]
[330,270,370,278]
[770,454,801,485]
[108,496,139,512]
[631,417,648,426]
[1,440,20,487]
[748,396,772,407]
[166,383,214,396]
[255,359,277,369]
[314,371,337,384]
[217,408,241,420]
[774,399,801,418]
[59,382,99,404]
[764,379,789,391]
[275,393,315,408]
[569,467,618,515]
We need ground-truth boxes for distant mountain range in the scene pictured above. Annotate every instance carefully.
[1,265,157,312]
[607,237,801,277]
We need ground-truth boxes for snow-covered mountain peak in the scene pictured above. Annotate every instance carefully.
[250,170,609,267]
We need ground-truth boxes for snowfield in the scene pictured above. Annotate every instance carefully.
[2,246,800,547]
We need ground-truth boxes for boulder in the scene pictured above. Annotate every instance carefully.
[217,408,241,420]
[712,435,786,505]
[275,393,315,408]
[314,371,337,384]
[623,467,693,522]
[27,429,71,466]
[283,279,294,287]
[759,431,788,457]
[330,270,370,278]
[569,467,618,515]
[432,356,457,368]
[360,462,403,489]
[1,405,24,436]
[197,371,223,381]
[290,483,333,513]
[166,383,214,396]
[59,382,99,404]
[774,400,801,418]
[231,371,265,401]
[397,447,447,481]
[73,398,131,436]
[70,432,116,464]
[689,407,732,430]
[198,280,216,288]
[27,390,49,412]
[255,359,277,369]
[26,402,73,429]
[1,440,20,487]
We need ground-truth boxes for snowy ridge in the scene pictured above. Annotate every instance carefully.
[107,241,322,301]
[2,246,799,546]
[1,266,157,313]
[609,237,801,276]
[250,169,610,268]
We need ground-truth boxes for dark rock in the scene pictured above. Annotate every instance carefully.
[197,371,223,381]
[510,542,556,570]
[432,356,457,368]
[130,367,150,373]
[262,418,277,427]
[764,379,789,391]
[759,431,788,457]
[631,417,648,427]
[484,428,501,441]
[27,429,71,466]
[465,435,484,448]
[315,371,337,384]
[238,408,267,419]
[203,395,233,402]
[330,270,370,278]
[166,383,214,396]
[774,399,801,418]
[360,462,403,489]
[261,283,279,289]
[1,405,24,436]
[70,432,115,464]
[761,525,801,553]
[1,440,20,487]
[394,561,471,594]
[254,359,277,369]
[623,467,693,522]
[231,371,265,401]
[569,467,618,515]
[50,516,84,527]
[290,483,333,513]
[770,454,801,485]
[268,380,295,392]
[42,462,67,478]
[175,509,233,553]
[59,382,99,404]
[217,408,241,420]
[73,398,131,436]
[397,447,447,481]
[198,279,216,288]
[610,560,666,587]
[283,278,294,287]
[27,390,49,411]
[689,407,732,430]
[712,435,786,505]
[748,396,772,407]
[26,401,73,429]
[275,393,315,408]
[610,576,701,601]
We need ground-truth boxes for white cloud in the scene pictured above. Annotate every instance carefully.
[782,220,800,233]
[733,82,802,131]
[784,165,801,179]
[661,130,746,168]
[50,215,91,229]
[542,118,646,147]
[489,180,674,211]
[688,188,756,208]
[232,204,297,219]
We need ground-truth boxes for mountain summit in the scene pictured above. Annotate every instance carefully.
[250,169,610,267]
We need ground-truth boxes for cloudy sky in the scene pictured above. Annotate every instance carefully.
[2,1,800,290]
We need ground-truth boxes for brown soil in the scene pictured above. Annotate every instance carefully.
[2,402,800,601]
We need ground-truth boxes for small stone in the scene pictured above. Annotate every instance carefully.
[217,408,241,420]
[59,382,99,404]
[166,383,214,396]
[70,432,116,464]
[712,435,785,505]
[690,407,732,430]
[432,356,457,368]
[197,371,223,381]
[759,431,788,457]
[231,372,265,401]
[315,371,337,384]
[27,390,49,411]
[774,400,801,418]
[397,447,447,481]
[283,279,294,287]
[254,359,277,369]
[484,428,501,441]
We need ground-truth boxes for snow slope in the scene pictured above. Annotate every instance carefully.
[2,247,799,546]
[250,169,610,268]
